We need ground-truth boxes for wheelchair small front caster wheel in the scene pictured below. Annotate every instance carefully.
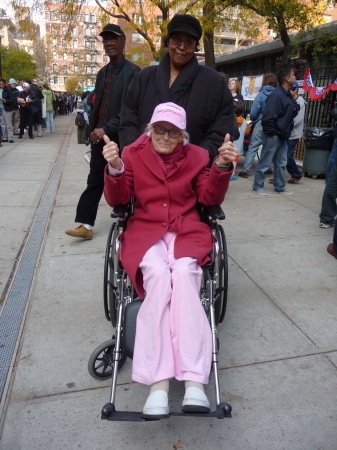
[88,339,126,380]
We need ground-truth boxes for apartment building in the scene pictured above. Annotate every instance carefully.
[44,2,108,91]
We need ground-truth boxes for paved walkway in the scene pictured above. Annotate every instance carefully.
[0,118,336,449]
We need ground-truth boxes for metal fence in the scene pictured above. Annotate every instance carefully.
[217,52,337,160]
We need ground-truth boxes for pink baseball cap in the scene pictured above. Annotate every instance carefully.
[150,102,186,129]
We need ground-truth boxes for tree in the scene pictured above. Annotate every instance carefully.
[227,0,328,66]
[0,46,37,81]
[65,75,80,93]
[31,37,50,82]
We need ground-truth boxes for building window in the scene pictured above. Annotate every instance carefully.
[85,27,91,36]
[63,52,68,60]
[133,0,144,5]
[72,27,77,36]
[103,54,108,62]
[51,38,57,46]
[90,27,96,36]
[64,77,68,84]
[63,64,69,73]
[86,66,91,74]
[85,54,91,61]
[62,38,66,46]
[73,39,78,48]
[91,54,96,62]
[157,15,163,24]
[52,51,57,59]
[53,63,58,72]
[84,13,89,22]
[50,24,56,33]
[85,40,90,48]
[54,76,59,84]
[50,11,56,21]
[132,32,144,44]
[73,65,79,72]
[61,25,66,35]
[132,13,144,25]
[90,14,96,23]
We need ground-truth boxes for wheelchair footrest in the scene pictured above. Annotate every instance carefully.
[101,402,232,421]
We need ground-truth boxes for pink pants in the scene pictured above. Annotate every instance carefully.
[132,232,212,385]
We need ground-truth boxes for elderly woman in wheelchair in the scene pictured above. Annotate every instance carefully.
[102,102,237,420]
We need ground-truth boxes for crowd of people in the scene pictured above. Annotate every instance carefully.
[0,78,85,145]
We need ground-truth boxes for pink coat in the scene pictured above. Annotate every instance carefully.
[104,135,233,299]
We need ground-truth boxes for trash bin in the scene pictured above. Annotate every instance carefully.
[302,127,334,179]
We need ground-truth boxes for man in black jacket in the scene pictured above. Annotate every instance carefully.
[65,24,140,240]
[252,67,299,196]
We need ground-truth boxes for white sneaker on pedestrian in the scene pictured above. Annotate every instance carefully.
[253,188,268,196]
[319,221,334,229]
[275,189,294,195]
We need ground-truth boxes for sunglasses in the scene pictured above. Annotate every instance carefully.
[170,37,196,51]
[153,125,181,138]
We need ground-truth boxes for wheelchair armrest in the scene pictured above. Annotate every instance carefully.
[205,205,225,221]
[110,204,129,219]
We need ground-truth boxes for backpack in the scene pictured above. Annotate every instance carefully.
[75,111,85,127]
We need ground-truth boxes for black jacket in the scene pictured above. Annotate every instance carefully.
[119,53,239,161]
[90,57,141,143]
[331,102,337,138]
[2,86,15,112]
[262,85,299,140]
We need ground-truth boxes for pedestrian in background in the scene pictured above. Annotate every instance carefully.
[231,99,250,180]
[18,82,38,139]
[252,68,299,196]
[238,73,278,178]
[228,79,244,102]
[74,102,89,144]
[43,83,55,134]
[286,81,306,184]
[0,77,15,143]
[8,78,20,135]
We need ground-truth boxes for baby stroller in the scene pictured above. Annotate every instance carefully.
[88,201,232,421]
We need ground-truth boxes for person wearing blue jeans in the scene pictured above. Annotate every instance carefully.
[319,150,337,228]
[252,67,299,196]
[239,73,278,178]
[326,100,337,183]
[252,133,288,194]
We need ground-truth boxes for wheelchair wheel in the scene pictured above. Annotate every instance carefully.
[103,223,116,323]
[88,339,127,380]
[214,224,228,324]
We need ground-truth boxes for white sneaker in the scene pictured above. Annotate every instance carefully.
[319,221,334,229]
[253,188,268,196]
[275,189,294,195]
[182,387,210,413]
[141,390,169,419]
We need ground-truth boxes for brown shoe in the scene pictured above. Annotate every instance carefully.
[327,243,337,259]
[65,225,93,240]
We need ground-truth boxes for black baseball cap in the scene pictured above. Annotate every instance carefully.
[99,24,125,39]
[167,14,202,40]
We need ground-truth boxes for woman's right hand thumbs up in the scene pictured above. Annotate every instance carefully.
[102,135,122,171]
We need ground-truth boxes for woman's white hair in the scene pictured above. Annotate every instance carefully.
[144,123,190,146]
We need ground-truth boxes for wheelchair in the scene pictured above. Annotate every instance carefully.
[88,201,232,421]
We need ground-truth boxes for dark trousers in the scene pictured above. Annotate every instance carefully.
[286,139,302,178]
[19,108,34,137]
[319,153,337,225]
[75,142,106,226]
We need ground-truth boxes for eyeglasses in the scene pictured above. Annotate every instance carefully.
[170,37,196,51]
[153,125,181,138]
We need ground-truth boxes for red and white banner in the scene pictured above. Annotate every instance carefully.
[303,68,337,100]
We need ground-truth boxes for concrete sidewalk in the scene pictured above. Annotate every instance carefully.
[0,118,336,449]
